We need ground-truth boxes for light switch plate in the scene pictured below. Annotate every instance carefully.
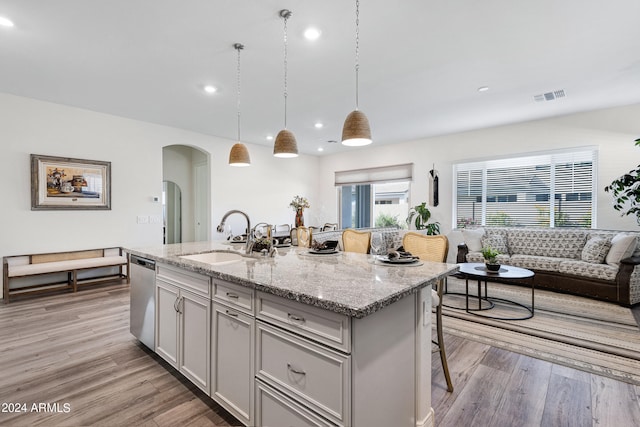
[149,215,162,224]
[137,215,149,224]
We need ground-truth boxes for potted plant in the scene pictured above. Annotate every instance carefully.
[481,246,501,272]
[406,202,440,235]
[604,138,640,225]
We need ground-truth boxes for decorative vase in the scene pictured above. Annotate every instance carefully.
[295,208,304,227]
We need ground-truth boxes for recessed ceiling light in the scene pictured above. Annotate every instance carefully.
[203,85,217,94]
[266,135,274,140]
[304,27,321,41]
[0,16,15,27]
[478,86,489,92]
[317,147,324,152]
[314,122,323,129]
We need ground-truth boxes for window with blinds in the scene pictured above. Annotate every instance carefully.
[454,149,596,228]
[336,164,413,229]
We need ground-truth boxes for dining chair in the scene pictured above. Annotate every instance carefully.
[309,226,322,235]
[402,232,453,392]
[274,224,291,236]
[342,229,371,254]
[322,223,338,231]
[253,222,271,239]
[297,226,312,248]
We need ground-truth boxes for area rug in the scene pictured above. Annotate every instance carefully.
[440,277,640,385]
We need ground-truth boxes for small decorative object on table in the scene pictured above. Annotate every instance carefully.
[309,239,339,253]
[481,246,501,272]
[252,237,272,252]
[289,195,310,227]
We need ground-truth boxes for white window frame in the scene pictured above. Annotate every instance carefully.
[335,164,413,229]
[453,148,598,228]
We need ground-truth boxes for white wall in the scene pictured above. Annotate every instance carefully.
[3,92,639,300]
[318,103,640,233]
[0,93,319,298]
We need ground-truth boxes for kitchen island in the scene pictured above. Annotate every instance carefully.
[126,241,458,427]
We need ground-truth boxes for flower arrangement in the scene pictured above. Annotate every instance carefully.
[289,195,310,211]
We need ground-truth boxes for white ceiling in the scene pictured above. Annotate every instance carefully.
[1,0,640,156]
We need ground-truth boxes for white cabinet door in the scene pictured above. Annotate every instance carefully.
[156,279,179,367]
[211,302,254,425]
[180,289,210,394]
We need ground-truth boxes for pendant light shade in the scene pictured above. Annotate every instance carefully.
[228,142,251,166]
[342,0,372,146]
[274,129,298,158]
[342,110,371,146]
[229,43,251,167]
[273,9,299,158]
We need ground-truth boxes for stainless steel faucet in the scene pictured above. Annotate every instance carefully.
[217,210,252,253]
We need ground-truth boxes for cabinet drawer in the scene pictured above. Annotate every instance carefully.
[257,292,350,352]
[157,263,210,297]
[255,380,338,427]
[214,280,253,314]
[256,321,350,425]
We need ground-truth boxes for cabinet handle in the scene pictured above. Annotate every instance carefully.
[225,309,238,317]
[287,313,305,323]
[177,296,184,314]
[226,292,239,299]
[173,297,180,312]
[287,363,306,376]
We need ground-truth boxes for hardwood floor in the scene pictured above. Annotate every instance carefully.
[432,334,640,427]
[631,304,640,328]
[0,283,239,427]
[1,282,639,426]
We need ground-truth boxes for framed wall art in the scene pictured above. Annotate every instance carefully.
[31,154,111,210]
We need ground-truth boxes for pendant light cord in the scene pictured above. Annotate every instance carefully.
[355,0,360,110]
[235,43,244,142]
[282,10,290,129]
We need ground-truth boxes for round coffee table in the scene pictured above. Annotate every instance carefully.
[456,263,535,320]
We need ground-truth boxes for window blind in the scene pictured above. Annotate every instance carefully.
[335,163,413,186]
[454,148,596,228]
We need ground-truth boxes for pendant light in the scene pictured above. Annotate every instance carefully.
[273,9,299,158]
[229,43,251,166]
[342,0,372,146]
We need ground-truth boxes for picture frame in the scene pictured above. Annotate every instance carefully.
[31,154,111,210]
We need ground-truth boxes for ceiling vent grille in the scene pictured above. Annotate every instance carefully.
[534,89,566,102]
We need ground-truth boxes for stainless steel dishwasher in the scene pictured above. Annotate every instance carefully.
[129,254,156,349]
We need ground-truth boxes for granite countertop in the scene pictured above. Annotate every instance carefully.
[126,241,458,318]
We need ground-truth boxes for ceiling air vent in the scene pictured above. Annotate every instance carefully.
[534,89,566,102]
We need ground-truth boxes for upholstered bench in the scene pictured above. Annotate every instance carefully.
[3,247,129,303]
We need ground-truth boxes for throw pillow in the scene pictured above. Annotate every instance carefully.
[481,233,509,255]
[461,228,485,252]
[581,237,611,264]
[605,233,637,267]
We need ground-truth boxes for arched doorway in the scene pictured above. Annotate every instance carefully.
[162,145,210,242]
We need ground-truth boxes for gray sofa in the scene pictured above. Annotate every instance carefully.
[455,227,640,306]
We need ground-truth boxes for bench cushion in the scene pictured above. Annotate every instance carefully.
[8,256,127,277]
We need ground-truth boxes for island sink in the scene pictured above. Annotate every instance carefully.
[179,251,244,265]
